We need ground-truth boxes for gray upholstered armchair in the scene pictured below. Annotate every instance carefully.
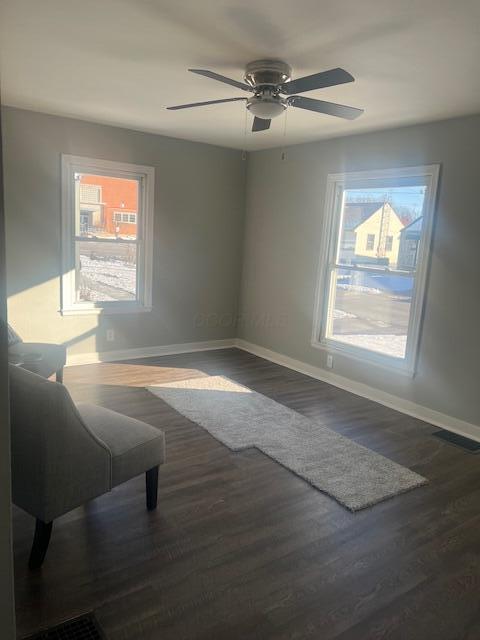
[9,364,166,569]
[7,323,66,382]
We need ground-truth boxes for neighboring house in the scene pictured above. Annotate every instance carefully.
[76,174,138,237]
[398,216,423,270]
[77,182,103,234]
[339,202,385,264]
[352,202,405,267]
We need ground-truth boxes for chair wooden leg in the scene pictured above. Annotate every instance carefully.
[146,466,159,511]
[56,368,64,384]
[29,519,53,570]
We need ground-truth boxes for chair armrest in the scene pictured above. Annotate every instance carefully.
[9,365,111,522]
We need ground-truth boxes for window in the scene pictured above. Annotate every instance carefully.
[312,165,440,374]
[113,212,137,224]
[61,155,154,315]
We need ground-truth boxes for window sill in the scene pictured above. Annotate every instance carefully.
[311,338,416,378]
[60,305,152,317]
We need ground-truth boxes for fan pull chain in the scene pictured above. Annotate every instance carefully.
[242,107,248,160]
[281,108,288,161]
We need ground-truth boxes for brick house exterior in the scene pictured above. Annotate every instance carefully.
[78,174,138,237]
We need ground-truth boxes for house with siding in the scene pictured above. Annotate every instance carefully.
[352,202,405,268]
[398,216,423,270]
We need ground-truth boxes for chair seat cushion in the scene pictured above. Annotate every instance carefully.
[9,342,66,378]
[76,403,165,488]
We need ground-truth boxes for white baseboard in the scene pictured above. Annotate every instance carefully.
[66,338,236,366]
[235,338,480,443]
[66,335,480,443]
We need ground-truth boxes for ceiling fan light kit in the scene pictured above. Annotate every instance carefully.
[167,59,363,133]
[247,92,287,120]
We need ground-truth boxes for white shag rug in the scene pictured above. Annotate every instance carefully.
[148,375,427,511]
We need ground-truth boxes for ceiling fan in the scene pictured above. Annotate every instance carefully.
[167,60,363,132]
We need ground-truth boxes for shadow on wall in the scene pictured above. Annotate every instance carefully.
[6,155,137,356]
[5,120,104,353]
[61,326,100,351]
[4,113,142,358]
[5,161,63,298]
[6,276,103,357]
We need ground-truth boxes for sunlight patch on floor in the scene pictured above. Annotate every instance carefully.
[65,361,208,387]
[154,375,251,393]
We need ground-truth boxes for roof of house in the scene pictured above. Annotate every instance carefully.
[342,202,385,231]
[400,216,423,234]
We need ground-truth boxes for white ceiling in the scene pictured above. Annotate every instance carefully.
[1,0,479,150]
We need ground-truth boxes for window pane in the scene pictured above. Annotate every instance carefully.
[366,234,375,250]
[75,241,137,302]
[75,173,139,240]
[337,185,426,270]
[328,268,414,359]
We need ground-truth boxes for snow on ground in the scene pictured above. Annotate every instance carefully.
[337,284,381,295]
[333,309,357,319]
[79,255,136,300]
[333,334,407,358]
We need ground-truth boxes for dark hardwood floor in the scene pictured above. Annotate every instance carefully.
[12,348,480,639]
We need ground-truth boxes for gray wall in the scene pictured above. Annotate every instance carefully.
[0,103,15,639]
[2,107,246,356]
[240,114,480,427]
[3,106,480,428]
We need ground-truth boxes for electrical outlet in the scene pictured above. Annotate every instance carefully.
[326,354,334,369]
[106,329,115,342]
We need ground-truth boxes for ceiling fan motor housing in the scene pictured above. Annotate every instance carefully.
[245,60,291,119]
[244,59,292,89]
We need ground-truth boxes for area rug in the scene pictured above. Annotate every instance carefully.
[148,376,427,511]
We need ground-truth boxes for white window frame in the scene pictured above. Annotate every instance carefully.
[61,155,154,315]
[311,164,440,376]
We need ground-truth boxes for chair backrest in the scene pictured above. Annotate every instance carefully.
[9,365,111,522]
[6,323,22,347]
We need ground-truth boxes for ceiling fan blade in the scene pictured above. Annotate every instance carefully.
[189,69,252,92]
[167,97,247,110]
[252,117,271,132]
[280,68,354,95]
[289,95,363,120]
